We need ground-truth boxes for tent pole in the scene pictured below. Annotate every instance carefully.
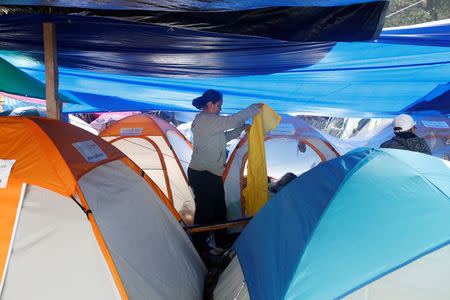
[43,23,62,120]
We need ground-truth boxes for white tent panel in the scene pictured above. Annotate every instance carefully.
[78,160,205,300]
[160,144,194,212]
[214,255,249,300]
[108,135,194,220]
[111,138,163,170]
[344,244,450,300]
[145,169,168,196]
[166,130,192,175]
[109,137,169,196]
[153,136,192,201]
[1,184,121,300]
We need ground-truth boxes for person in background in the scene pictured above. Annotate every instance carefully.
[269,172,297,194]
[380,114,431,155]
[188,89,262,255]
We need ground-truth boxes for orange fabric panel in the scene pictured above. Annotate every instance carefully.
[0,117,126,196]
[0,117,75,196]
[30,117,125,181]
[0,179,23,285]
[75,186,129,300]
[99,114,164,137]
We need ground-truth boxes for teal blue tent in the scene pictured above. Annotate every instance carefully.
[226,148,450,299]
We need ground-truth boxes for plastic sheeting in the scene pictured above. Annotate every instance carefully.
[0,0,389,10]
[0,57,75,102]
[0,15,448,117]
[6,33,447,117]
[0,1,388,42]
[234,148,450,299]
[379,19,450,47]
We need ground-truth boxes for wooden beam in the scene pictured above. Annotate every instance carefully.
[43,23,62,120]
[185,217,252,234]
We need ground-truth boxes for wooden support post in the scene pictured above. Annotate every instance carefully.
[43,23,62,120]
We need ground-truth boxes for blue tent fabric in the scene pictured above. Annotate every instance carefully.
[234,148,450,299]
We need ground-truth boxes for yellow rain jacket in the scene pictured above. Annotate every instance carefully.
[242,104,281,216]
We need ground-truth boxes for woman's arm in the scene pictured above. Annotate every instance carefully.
[225,125,245,142]
[205,103,261,133]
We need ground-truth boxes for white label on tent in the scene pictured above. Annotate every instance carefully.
[421,121,449,129]
[0,159,15,188]
[270,123,296,135]
[73,140,108,162]
[120,127,143,136]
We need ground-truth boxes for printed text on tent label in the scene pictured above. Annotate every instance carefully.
[73,140,108,162]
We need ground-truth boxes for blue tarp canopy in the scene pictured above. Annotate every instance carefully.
[0,1,448,117]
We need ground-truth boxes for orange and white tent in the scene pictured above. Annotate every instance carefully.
[99,113,195,224]
[223,114,339,221]
[0,116,205,300]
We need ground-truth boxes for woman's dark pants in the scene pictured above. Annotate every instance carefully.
[188,168,227,253]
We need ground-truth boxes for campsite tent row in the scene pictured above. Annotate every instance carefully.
[95,112,342,224]
[1,116,449,300]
